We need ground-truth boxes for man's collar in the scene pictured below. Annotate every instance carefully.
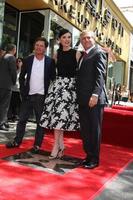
[85,45,95,54]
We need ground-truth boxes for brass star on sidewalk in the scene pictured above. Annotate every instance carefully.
[3,150,81,175]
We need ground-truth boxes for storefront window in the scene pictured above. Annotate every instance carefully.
[107,61,124,85]
[0,1,5,45]
[17,9,80,58]
[49,10,80,57]
[3,4,18,46]
[113,61,125,84]
[129,64,133,94]
[106,61,125,102]
[18,11,45,57]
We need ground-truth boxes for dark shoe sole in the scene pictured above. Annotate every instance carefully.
[30,146,40,154]
[84,163,99,169]
[6,141,20,148]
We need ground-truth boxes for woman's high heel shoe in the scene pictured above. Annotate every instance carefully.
[57,148,65,159]
[49,148,65,159]
[49,154,58,160]
[49,148,61,160]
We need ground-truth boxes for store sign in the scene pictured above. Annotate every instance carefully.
[94,27,122,55]
[50,0,124,55]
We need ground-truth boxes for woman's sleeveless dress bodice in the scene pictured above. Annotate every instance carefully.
[56,49,77,78]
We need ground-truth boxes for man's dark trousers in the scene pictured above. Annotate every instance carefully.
[79,104,104,162]
[14,94,45,147]
[0,88,12,126]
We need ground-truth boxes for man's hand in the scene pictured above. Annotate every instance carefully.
[88,95,98,107]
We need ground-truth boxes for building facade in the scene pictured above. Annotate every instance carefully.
[0,0,133,94]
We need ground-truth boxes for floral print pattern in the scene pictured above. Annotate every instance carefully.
[40,77,80,131]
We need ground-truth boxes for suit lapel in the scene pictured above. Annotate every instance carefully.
[44,55,48,78]
[87,46,99,59]
[44,55,50,85]
[27,55,34,81]
[78,47,98,70]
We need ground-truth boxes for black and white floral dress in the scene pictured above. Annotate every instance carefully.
[40,49,80,131]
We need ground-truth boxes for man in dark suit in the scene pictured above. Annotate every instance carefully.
[0,44,17,131]
[76,30,108,169]
[6,37,56,153]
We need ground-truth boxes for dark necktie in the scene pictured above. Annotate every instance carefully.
[83,51,88,58]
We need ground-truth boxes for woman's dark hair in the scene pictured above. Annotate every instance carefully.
[58,29,71,38]
[16,57,23,69]
[58,29,72,51]
[34,37,49,48]
[16,57,23,63]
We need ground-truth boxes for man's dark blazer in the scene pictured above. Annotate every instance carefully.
[0,55,17,90]
[19,54,56,99]
[76,45,108,106]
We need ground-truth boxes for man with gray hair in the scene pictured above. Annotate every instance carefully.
[0,43,17,131]
[76,30,108,169]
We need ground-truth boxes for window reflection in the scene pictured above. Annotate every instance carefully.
[3,4,18,45]
[19,12,44,57]
[49,10,81,57]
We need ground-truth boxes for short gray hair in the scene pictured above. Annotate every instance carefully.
[80,30,96,39]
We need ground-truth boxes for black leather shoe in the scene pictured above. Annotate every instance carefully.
[81,159,88,166]
[30,146,40,154]
[81,157,91,166]
[84,162,99,169]
[6,141,20,148]
[4,122,10,129]
[0,124,9,131]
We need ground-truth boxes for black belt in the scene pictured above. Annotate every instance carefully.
[29,94,44,97]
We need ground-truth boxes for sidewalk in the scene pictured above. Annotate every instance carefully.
[0,121,133,200]
[0,121,36,144]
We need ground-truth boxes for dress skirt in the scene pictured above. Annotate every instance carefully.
[40,76,80,131]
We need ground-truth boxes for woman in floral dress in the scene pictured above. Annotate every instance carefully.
[40,29,81,159]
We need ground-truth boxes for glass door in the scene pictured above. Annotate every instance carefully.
[18,11,45,58]
[3,4,18,46]
[49,10,81,57]
[18,9,81,58]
